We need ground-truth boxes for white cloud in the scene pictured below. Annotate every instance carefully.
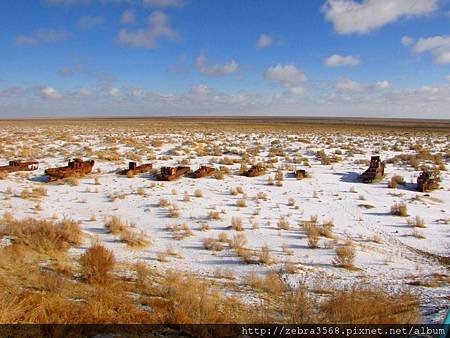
[189,84,210,96]
[109,88,122,97]
[121,9,136,24]
[401,36,414,46]
[78,15,105,31]
[255,34,273,49]
[324,54,360,67]
[195,54,239,76]
[142,0,184,7]
[412,35,450,64]
[2,81,450,119]
[336,78,365,92]
[15,29,71,47]
[37,86,62,100]
[117,11,179,48]
[446,75,450,81]
[264,64,307,95]
[375,80,392,89]
[336,78,392,92]
[322,0,438,34]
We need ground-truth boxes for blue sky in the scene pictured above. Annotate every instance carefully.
[0,0,449,118]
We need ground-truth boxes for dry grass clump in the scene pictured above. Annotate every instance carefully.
[388,175,405,189]
[31,186,48,198]
[166,223,193,240]
[167,204,181,218]
[79,244,115,284]
[390,202,408,217]
[277,217,290,230]
[332,241,356,269]
[159,198,171,207]
[236,198,248,208]
[208,210,222,220]
[104,216,131,235]
[202,237,225,251]
[214,170,225,180]
[194,189,203,198]
[231,216,244,231]
[258,243,273,265]
[321,286,421,324]
[317,219,334,238]
[247,271,287,295]
[66,176,79,186]
[0,171,8,180]
[120,230,151,248]
[1,216,82,254]
[407,216,426,228]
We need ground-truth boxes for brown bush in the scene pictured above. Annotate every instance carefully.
[390,203,408,217]
[333,242,356,269]
[79,244,115,284]
[321,286,421,324]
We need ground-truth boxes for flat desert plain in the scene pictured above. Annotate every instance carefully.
[0,118,448,324]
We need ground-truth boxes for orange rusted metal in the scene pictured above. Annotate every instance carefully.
[417,171,440,192]
[360,156,385,183]
[0,160,38,173]
[156,166,190,181]
[118,162,153,176]
[193,165,215,178]
[45,158,95,180]
[244,165,265,177]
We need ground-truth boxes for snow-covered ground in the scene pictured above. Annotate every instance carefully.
[0,125,448,322]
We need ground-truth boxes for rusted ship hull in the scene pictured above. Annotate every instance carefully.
[156,166,190,181]
[0,161,38,173]
[118,162,153,176]
[45,159,95,180]
[193,166,215,178]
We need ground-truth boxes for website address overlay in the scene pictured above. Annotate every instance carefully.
[241,325,447,337]
[0,324,448,337]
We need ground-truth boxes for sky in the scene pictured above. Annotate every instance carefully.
[0,0,449,118]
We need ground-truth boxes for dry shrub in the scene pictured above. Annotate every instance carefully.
[390,202,408,217]
[202,237,224,251]
[282,243,294,255]
[194,189,203,198]
[2,217,82,254]
[159,198,170,207]
[230,233,247,250]
[166,223,193,240]
[104,216,130,235]
[79,244,115,285]
[247,271,287,295]
[168,205,180,218]
[120,230,151,248]
[67,176,79,186]
[208,210,222,220]
[231,216,244,231]
[333,242,356,269]
[152,271,246,324]
[407,216,426,228]
[288,197,296,207]
[277,217,290,230]
[236,199,248,208]
[259,243,273,265]
[321,286,421,324]
[388,175,405,189]
[275,170,284,181]
[214,171,225,180]
[318,219,334,238]
[0,171,8,180]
